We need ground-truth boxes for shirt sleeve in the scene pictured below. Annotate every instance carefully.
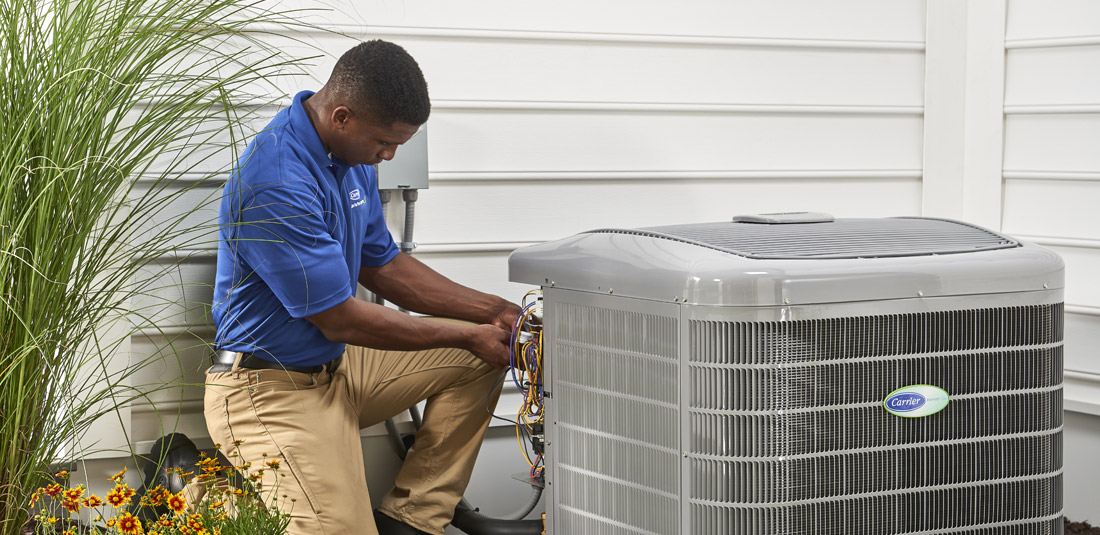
[228,176,353,318]
[360,166,400,267]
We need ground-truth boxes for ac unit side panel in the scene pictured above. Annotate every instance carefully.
[684,299,1064,534]
[544,288,682,535]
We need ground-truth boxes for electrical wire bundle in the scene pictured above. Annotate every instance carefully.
[510,290,544,479]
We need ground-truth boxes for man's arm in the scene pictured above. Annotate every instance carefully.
[305,297,512,367]
[358,252,520,330]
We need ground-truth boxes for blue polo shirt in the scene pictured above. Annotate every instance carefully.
[211,91,399,366]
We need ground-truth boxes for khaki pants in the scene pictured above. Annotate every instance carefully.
[203,323,503,535]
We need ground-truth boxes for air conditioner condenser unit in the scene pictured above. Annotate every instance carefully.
[508,214,1064,535]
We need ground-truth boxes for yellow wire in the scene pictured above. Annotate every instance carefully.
[515,416,535,467]
[513,296,545,466]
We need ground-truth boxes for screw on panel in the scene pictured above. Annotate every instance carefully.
[918,291,924,297]
[682,451,687,458]
[608,288,613,294]
[784,298,790,304]
[1043,283,1049,289]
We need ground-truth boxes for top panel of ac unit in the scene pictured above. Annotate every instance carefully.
[612,216,1018,260]
[508,215,1064,307]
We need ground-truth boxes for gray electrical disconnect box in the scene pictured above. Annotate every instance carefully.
[376,124,428,190]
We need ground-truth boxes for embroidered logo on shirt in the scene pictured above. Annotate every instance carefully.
[349,188,366,209]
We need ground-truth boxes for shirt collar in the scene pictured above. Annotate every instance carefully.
[288,90,352,171]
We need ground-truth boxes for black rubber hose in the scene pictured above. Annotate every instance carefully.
[451,502,542,535]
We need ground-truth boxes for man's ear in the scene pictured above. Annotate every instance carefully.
[330,105,352,130]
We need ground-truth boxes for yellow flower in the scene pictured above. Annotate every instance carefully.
[146,485,169,506]
[62,486,84,502]
[55,470,69,479]
[83,495,105,508]
[42,483,63,499]
[265,458,281,470]
[117,512,142,535]
[45,517,58,525]
[106,486,131,508]
[110,467,127,482]
[61,499,81,513]
[167,491,187,514]
[198,457,221,474]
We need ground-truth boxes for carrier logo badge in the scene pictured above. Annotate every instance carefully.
[884,385,949,418]
[349,189,361,201]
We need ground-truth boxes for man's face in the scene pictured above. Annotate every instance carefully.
[332,109,419,167]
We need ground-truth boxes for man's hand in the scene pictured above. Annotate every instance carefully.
[488,301,523,331]
[464,323,512,368]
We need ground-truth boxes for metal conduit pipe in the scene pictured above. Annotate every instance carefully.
[400,188,417,253]
[397,189,417,313]
[408,403,423,429]
[384,418,407,460]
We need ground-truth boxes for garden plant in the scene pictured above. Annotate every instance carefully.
[0,0,315,533]
[26,449,290,534]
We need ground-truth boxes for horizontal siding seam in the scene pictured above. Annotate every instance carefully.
[436,100,923,114]
[273,23,927,50]
[430,169,923,182]
[1006,34,1100,49]
[1005,104,1100,114]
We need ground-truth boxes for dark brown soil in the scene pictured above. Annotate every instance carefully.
[1067,520,1100,535]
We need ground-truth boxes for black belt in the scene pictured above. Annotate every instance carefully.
[209,350,342,375]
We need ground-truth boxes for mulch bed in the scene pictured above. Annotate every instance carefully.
[1067,520,1100,535]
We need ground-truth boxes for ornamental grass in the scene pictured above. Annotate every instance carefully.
[0,1,316,534]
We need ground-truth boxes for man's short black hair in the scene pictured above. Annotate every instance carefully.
[329,40,430,126]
